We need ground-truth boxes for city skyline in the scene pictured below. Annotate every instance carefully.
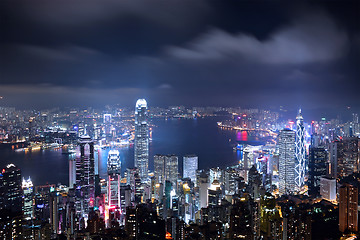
[1,0,360,239]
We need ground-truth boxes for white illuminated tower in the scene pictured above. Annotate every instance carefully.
[22,177,33,220]
[134,99,149,181]
[183,155,198,185]
[278,129,296,195]
[295,109,306,190]
[107,150,121,225]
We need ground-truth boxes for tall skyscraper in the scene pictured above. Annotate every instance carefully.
[134,99,149,181]
[153,154,178,186]
[183,155,198,185]
[154,154,166,185]
[278,129,296,195]
[22,177,34,220]
[336,137,359,179]
[165,155,178,186]
[339,183,358,233]
[107,150,121,225]
[0,164,22,215]
[295,109,306,189]
[308,146,328,197]
[75,135,95,221]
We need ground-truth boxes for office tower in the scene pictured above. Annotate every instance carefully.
[320,177,336,202]
[154,154,166,185]
[278,129,296,195]
[103,113,112,137]
[224,168,238,195]
[134,99,149,181]
[153,154,178,186]
[336,137,359,179]
[22,177,34,220]
[339,183,358,233]
[165,155,178,186]
[75,135,95,221]
[183,155,198,184]
[107,150,121,224]
[0,164,22,215]
[308,146,328,197]
[49,192,59,235]
[295,109,306,189]
[199,171,209,209]
[248,165,262,199]
[69,158,76,189]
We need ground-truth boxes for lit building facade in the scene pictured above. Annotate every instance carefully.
[134,99,149,181]
[295,109,306,190]
[22,177,34,220]
[183,155,198,185]
[308,146,328,197]
[107,150,121,225]
[278,129,296,195]
[154,154,178,186]
[339,183,358,233]
[75,135,95,222]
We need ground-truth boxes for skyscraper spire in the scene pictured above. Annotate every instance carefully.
[295,108,306,191]
[134,99,149,181]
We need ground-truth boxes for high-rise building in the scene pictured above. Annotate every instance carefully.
[320,177,336,202]
[22,177,34,220]
[0,164,22,215]
[134,99,149,181]
[165,155,178,186]
[154,154,166,185]
[153,154,178,186]
[308,146,328,197]
[278,129,296,195]
[75,135,95,222]
[339,183,358,233]
[336,137,359,179]
[295,109,306,189]
[183,155,198,185]
[107,150,121,225]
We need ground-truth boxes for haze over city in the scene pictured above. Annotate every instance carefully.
[1,0,360,113]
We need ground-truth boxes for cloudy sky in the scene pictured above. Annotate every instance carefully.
[0,0,359,111]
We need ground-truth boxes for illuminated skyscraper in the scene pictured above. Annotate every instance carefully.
[75,135,95,222]
[278,129,296,195]
[295,109,306,189]
[154,154,166,185]
[154,154,178,186]
[339,183,358,233]
[134,99,149,181]
[107,150,121,225]
[22,177,34,220]
[183,155,198,185]
[103,113,112,138]
[308,146,328,197]
[0,164,22,215]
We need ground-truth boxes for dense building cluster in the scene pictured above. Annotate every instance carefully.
[1,102,360,239]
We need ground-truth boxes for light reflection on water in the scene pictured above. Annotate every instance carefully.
[0,117,264,185]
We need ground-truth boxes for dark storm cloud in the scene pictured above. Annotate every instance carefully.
[166,13,349,64]
[0,0,359,109]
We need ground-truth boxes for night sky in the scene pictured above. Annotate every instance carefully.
[0,0,359,112]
